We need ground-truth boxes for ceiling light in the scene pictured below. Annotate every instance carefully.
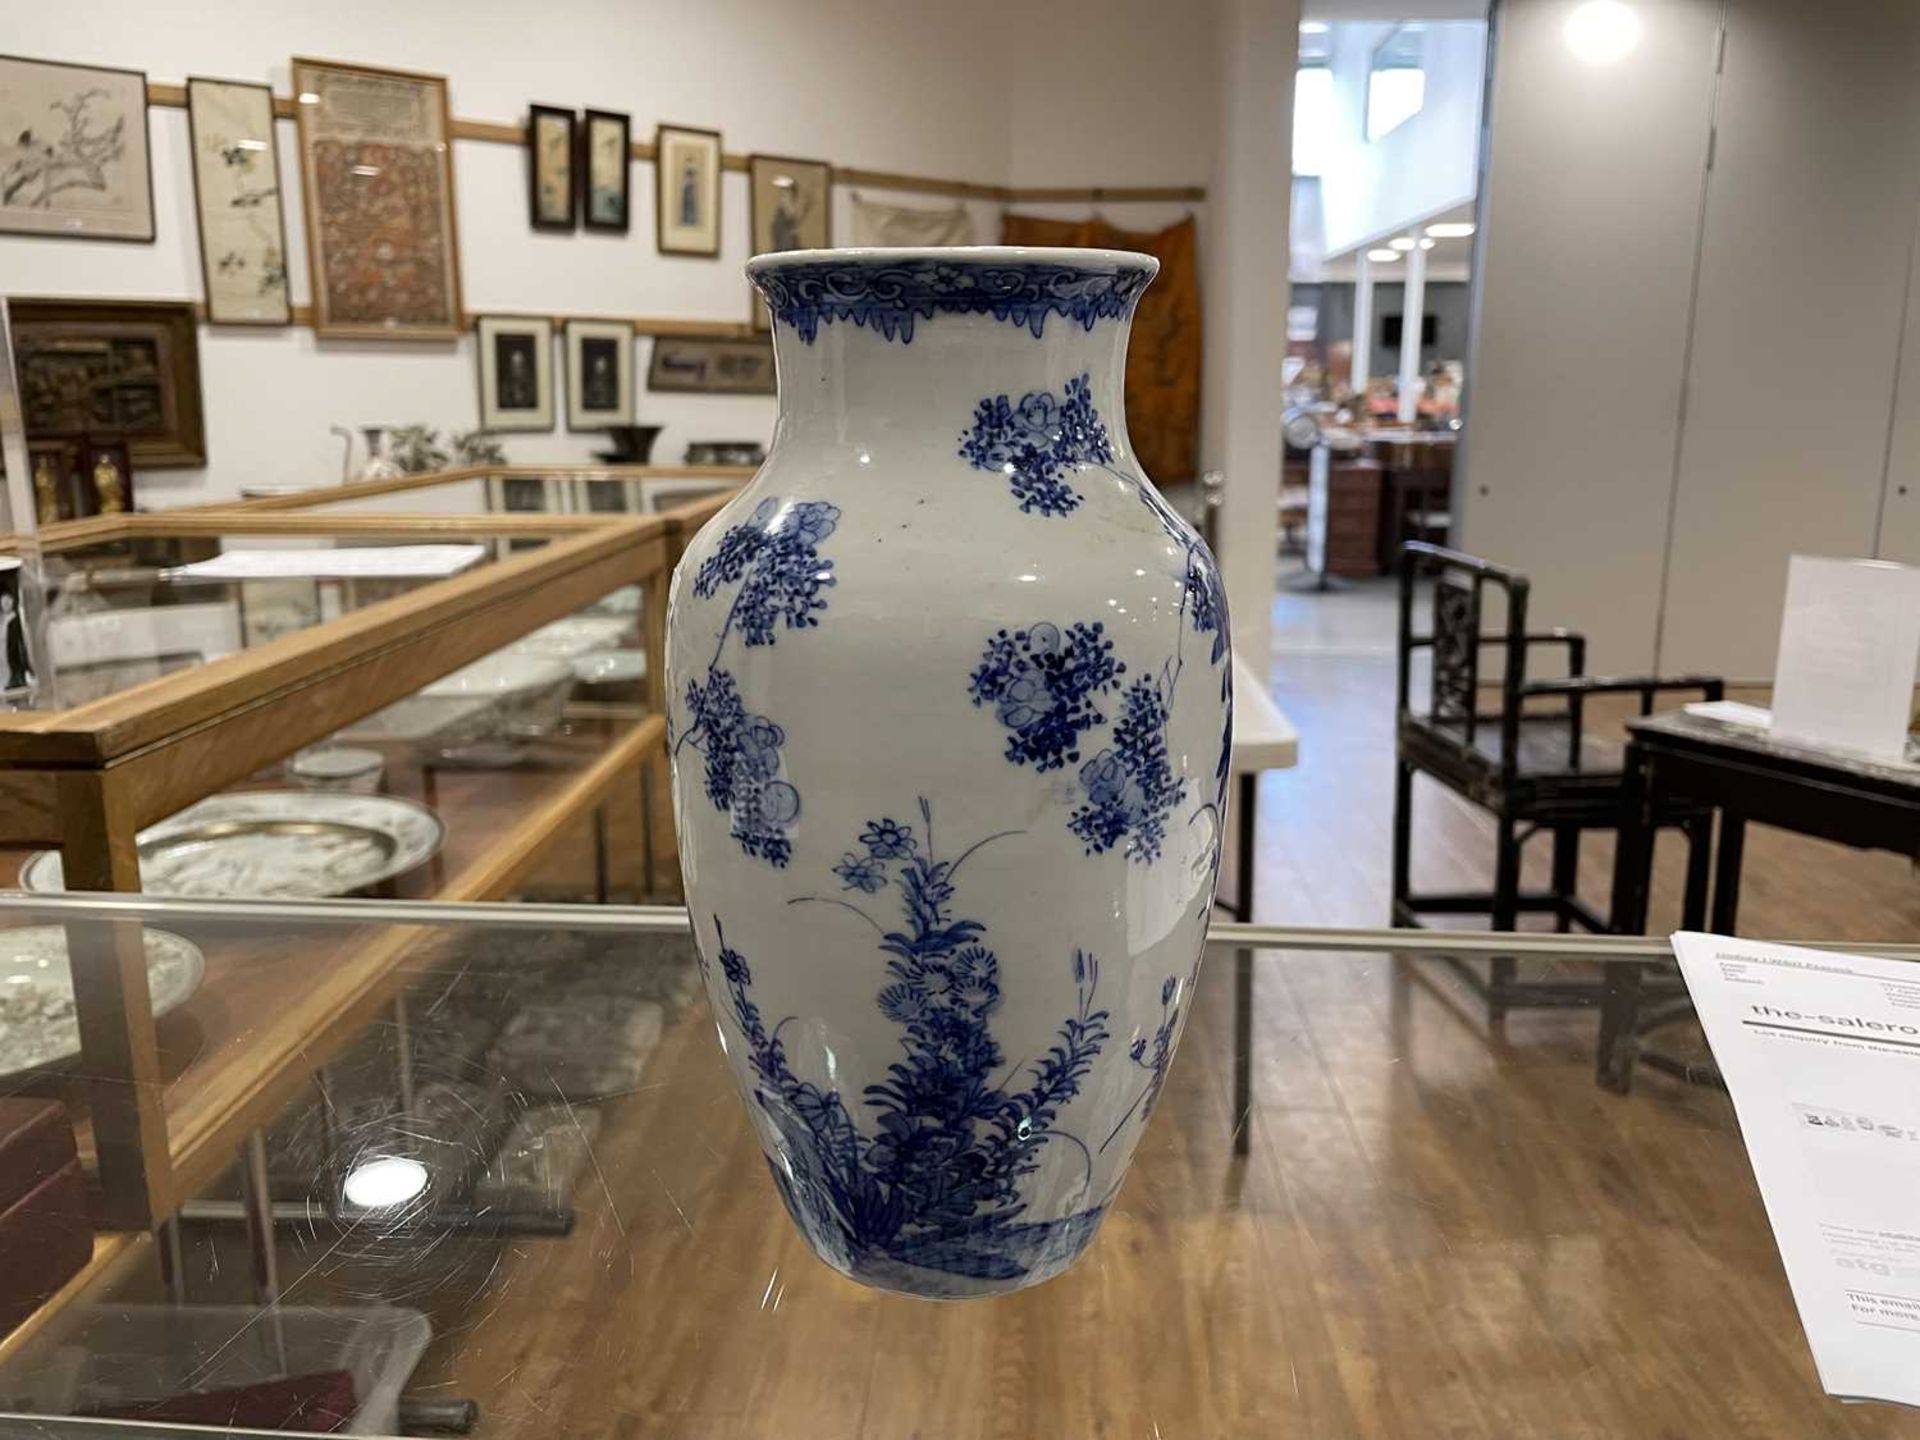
[1366,248,1401,263]
[342,1155,429,1210]
[1299,21,1330,34]
[1426,222,1475,239]
[1389,237,1416,251]
[1418,238,1437,250]
[1564,1,1642,64]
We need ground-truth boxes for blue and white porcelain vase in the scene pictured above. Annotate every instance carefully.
[667,246,1232,1298]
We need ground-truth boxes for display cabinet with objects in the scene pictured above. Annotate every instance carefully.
[0,509,673,1231]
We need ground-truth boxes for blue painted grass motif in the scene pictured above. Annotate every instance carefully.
[702,801,1113,1287]
[957,373,1115,516]
[1103,970,1188,1152]
[752,257,1153,344]
[675,497,840,865]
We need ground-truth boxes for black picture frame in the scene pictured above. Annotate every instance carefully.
[582,109,632,235]
[527,104,578,232]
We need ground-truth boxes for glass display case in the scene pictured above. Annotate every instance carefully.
[1,896,1917,1439]
[211,463,749,524]
[0,512,672,1228]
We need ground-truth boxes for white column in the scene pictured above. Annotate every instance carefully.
[1200,0,1297,679]
[1350,252,1375,396]
[1397,240,1428,422]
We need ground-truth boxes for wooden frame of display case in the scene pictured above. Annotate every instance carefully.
[0,509,671,1230]
[200,462,753,518]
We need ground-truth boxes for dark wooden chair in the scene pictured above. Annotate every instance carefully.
[1392,542,1724,1020]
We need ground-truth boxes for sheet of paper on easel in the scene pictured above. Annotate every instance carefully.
[1673,933,1920,1409]
[1769,555,1920,762]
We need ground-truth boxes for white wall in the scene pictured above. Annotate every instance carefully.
[1657,0,1920,676]
[1461,0,1719,672]
[1005,0,1218,190]
[1203,0,1298,674]
[0,1,1020,503]
[1463,0,1920,678]
[1317,19,1485,258]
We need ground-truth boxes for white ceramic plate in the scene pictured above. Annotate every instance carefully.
[0,927,205,1077]
[20,792,446,899]
[510,616,631,661]
[572,648,648,685]
[421,651,574,700]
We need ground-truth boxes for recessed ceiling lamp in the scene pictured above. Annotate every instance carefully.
[1299,20,1330,34]
[1366,248,1401,263]
[1418,238,1437,250]
[1389,237,1417,251]
[1564,0,1642,64]
[1426,222,1475,239]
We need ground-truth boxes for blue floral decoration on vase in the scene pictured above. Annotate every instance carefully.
[674,497,840,865]
[967,621,1125,771]
[702,800,1113,1290]
[750,257,1154,344]
[957,373,1114,517]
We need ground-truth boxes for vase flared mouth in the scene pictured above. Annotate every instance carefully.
[746,246,1159,345]
[746,245,1158,279]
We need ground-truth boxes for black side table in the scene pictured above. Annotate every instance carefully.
[1600,711,1920,1092]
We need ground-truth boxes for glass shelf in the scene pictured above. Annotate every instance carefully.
[0,900,1915,1439]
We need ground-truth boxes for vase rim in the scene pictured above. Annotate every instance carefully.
[746,245,1159,279]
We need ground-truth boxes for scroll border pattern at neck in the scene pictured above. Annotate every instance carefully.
[753,259,1153,345]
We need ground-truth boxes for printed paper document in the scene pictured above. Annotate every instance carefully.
[1674,932,1920,1408]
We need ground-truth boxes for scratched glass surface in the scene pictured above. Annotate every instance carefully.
[0,900,1913,1440]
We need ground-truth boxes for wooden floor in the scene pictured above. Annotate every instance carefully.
[156,625,1920,1437]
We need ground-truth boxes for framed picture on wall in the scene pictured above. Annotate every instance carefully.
[582,109,631,234]
[647,335,775,395]
[0,55,154,242]
[749,153,830,255]
[476,315,554,431]
[655,124,722,257]
[565,319,634,430]
[749,153,830,328]
[527,103,576,232]
[185,77,293,325]
[10,298,206,468]
[291,56,464,340]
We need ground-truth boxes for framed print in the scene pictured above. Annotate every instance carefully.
[292,56,464,340]
[565,320,634,430]
[0,557,36,697]
[10,298,206,468]
[476,315,554,432]
[750,154,830,328]
[749,153,830,255]
[186,77,293,325]
[647,335,775,395]
[0,55,154,241]
[527,104,576,232]
[655,124,721,257]
[582,109,631,233]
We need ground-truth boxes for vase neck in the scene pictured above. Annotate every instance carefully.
[769,316,1136,447]
[750,249,1157,456]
